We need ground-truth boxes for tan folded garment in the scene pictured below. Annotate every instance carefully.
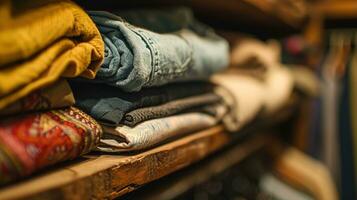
[211,73,265,131]
[97,105,226,152]
[263,67,294,114]
[289,66,321,97]
[220,32,280,70]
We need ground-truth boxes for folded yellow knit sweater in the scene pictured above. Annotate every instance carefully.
[0,0,104,109]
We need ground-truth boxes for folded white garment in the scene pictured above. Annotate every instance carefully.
[212,73,265,131]
[263,67,294,114]
[97,110,224,152]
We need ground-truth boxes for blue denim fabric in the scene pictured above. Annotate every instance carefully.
[69,80,215,126]
[89,11,229,92]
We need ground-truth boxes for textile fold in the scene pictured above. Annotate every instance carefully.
[97,105,225,152]
[88,10,228,91]
[0,107,102,184]
[0,0,104,110]
[70,81,215,126]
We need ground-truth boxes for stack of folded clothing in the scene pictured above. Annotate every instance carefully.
[0,0,104,184]
[70,8,230,152]
[0,3,230,183]
[212,32,295,131]
[0,1,307,185]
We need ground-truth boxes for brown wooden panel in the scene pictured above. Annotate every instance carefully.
[0,126,229,200]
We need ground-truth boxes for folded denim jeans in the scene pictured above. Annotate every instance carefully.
[122,93,222,126]
[88,11,229,92]
[69,81,214,126]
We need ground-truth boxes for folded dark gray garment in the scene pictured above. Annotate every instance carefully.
[98,112,218,152]
[122,93,222,126]
[97,104,227,153]
[88,10,229,92]
[69,81,215,126]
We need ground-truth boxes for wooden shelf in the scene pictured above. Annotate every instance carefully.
[189,0,306,31]
[76,0,307,37]
[0,126,276,200]
[0,93,299,200]
[0,126,229,199]
[314,0,357,19]
[122,133,273,200]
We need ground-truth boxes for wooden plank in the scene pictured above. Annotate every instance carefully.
[123,133,273,200]
[190,0,305,29]
[76,0,306,35]
[0,93,300,200]
[314,0,357,19]
[0,126,228,200]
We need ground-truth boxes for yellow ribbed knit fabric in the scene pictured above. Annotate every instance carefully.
[0,0,104,109]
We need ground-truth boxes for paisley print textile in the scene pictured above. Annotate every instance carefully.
[0,107,102,184]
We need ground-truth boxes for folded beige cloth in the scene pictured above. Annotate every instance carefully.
[263,67,294,114]
[220,32,280,70]
[97,105,226,152]
[211,73,265,131]
[289,66,321,97]
[212,66,294,132]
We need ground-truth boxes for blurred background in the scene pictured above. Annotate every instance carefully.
[0,0,356,199]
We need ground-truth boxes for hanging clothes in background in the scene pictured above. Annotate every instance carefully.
[350,36,357,191]
[281,30,357,199]
[302,30,357,200]
[320,33,345,184]
[333,31,355,200]
[337,33,356,200]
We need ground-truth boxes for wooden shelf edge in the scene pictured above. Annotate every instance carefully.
[0,92,300,200]
[76,0,306,32]
[125,133,273,200]
[241,0,305,28]
[314,1,357,19]
[190,0,306,30]
[0,126,228,200]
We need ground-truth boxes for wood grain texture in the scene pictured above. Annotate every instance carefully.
[314,0,357,19]
[124,133,273,200]
[0,126,229,200]
[76,0,306,36]
[190,0,305,29]
[0,92,301,200]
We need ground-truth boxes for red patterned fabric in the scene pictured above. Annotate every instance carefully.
[0,107,102,184]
